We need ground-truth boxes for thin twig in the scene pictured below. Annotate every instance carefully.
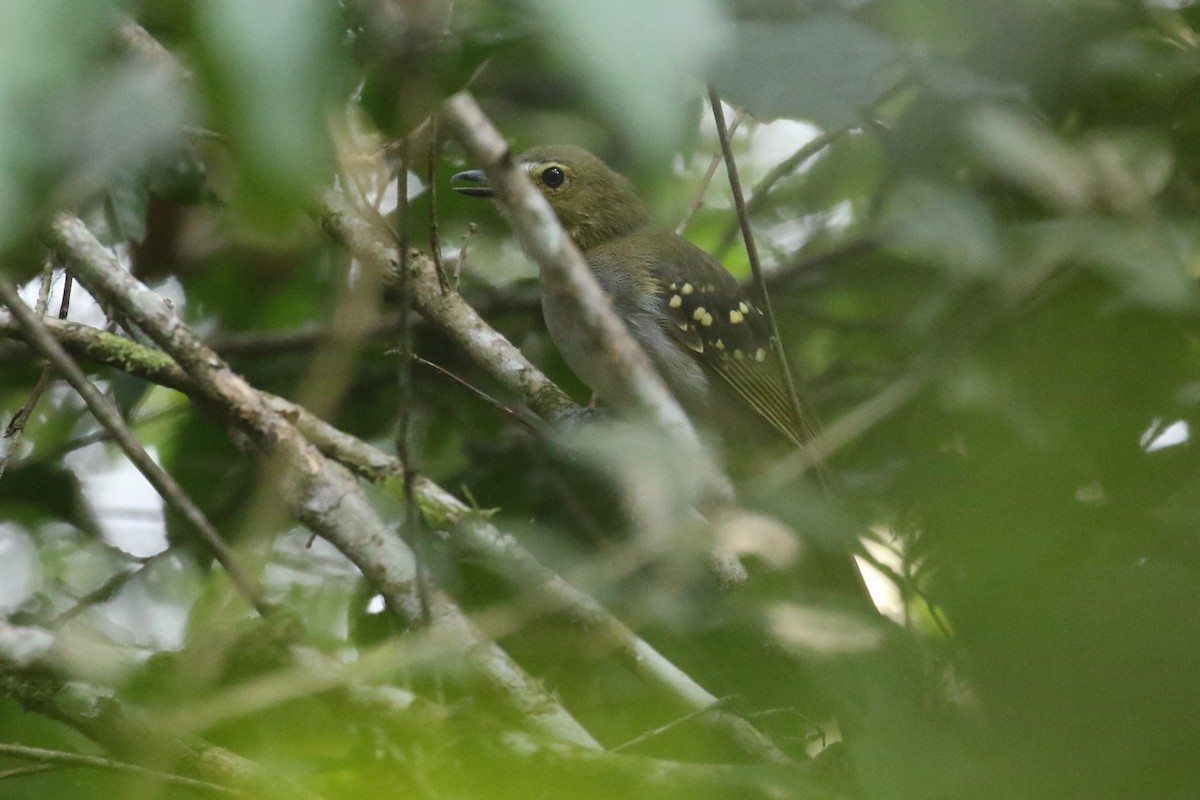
[676,110,746,235]
[611,696,732,753]
[427,116,451,292]
[208,313,404,357]
[50,561,150,625]
[454,223,477,291]
[414,355,544,433]
[0,275,272,617]
[0,764,59,780]
[0,743,242,797]
[759,365,932,489]
[0,312,787,763]
[765,232,884,294]
[707,89,809,446]
[712,126,845,259]
[394,136,432,626]
[1,262,73,478]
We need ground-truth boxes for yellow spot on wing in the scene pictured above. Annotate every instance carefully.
[729,309,744,324]
[668,294,682,308]
[681,283,694,295]
[738,302,750,314]
[692,306,707,321]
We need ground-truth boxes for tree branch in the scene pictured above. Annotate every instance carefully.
[320,188,578,421]
[0,312,786,762]
[712,127,846,259]
[0,276,271,615]
[440,91,702,449]
[0,622,318,800]
[43,212,601,751]
[0,743,243,798]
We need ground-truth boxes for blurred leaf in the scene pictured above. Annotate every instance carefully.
[1019,217,1197,309]
[101,171,151,244]
[882,180,1003,279]
[194,0,345,228]
[0,0,120,251]
[0,462,100,536]
[967,105,1093,213]
[0,525,40,614]
[524,0,723,163]
[711,13,903,126]
[907,55,1028,104]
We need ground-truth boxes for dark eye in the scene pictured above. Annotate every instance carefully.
[541,166,565,188]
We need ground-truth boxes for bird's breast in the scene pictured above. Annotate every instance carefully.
[539,259,709,409]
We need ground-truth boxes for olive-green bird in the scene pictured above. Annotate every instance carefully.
[453,145,806,446]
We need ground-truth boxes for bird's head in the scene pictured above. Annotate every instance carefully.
[453,145,652,251]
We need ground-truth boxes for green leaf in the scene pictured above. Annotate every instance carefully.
[882,180,1003,278]
[0,0,119,250]
[524,0,723,163]
[1020,217,1198,310]
[711,13,903,126]
[195,0,344,227]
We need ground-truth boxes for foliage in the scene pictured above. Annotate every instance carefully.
[3,0,1200,798]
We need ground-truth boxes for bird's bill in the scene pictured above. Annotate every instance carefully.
[451,169,493,197]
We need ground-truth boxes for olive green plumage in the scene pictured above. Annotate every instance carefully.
[453,145,805,446]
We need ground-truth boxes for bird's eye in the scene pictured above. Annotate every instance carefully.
[540,166,565,188]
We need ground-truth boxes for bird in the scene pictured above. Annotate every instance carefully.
[452,147,870,608]
[452,145,808,451]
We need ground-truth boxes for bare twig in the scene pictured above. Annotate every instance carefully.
[427,117,451,292]
[44,212,601,751]
[392,136,433,626]
[766,232,884,294]
[50,561,149,625]
[0,764,58,780]
[0,313,786,762]
[0,261,72,479]
[454,223,477,290]
[414,355,544,433]
[712,126,845,259]
[676,110,745,235]
[708,89,810,446]
[321,188,578,420]
[0,743,242,797]
[611,696,732,753]
[207,313,405,357]
[759,366,932,489]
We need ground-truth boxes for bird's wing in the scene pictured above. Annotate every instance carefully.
[650,237,807,446]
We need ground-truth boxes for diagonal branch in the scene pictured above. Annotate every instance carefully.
[0,621,318,800]
[321,188,578,421]
[711,126,845,259]
[441,91,702,449]
[43,212,601,751]
[0,276,271,616]
[0,312,787,762]
[0,743,242,798]
[708,90,810,448]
